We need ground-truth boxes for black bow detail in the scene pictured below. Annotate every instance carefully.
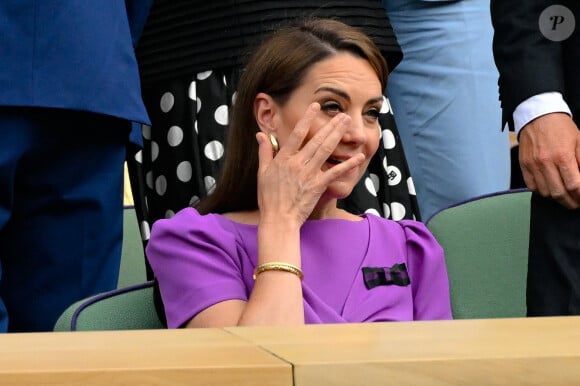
[362,264,410,289]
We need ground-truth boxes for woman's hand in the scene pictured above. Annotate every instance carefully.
[256,103,365,225]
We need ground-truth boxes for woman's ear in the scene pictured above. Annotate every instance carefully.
[254,92,278,134]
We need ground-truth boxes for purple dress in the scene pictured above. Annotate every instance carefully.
[147,208,452,328]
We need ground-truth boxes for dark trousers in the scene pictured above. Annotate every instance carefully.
[527,193,580,316]
[0,107,128,332]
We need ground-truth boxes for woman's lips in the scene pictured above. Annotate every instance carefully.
[326,157,343,165]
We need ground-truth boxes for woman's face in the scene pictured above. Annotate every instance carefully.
[274,52,383,200]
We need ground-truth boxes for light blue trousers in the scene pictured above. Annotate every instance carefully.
[384,0,511,221]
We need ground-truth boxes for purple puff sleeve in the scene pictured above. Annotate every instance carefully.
[146,208,249,328]
[400,220,453,320]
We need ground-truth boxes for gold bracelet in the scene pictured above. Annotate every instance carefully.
[253,262,304,281]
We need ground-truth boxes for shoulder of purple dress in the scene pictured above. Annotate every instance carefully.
[149,207,239,237]
[364,214,438,246]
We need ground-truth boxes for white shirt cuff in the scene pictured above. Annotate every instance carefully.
[513,92,572,137]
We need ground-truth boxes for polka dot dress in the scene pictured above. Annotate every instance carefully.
[128,69,421,248]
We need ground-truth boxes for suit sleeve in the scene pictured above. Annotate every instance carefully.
[490,0,565,130]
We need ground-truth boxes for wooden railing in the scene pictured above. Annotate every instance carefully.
[1,316,579,385]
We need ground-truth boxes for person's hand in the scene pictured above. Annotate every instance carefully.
[255,103,366,226]
[518,112,580,208]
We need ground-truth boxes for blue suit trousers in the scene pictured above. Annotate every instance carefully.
[0,108,127,332]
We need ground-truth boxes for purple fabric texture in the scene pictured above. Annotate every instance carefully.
[147,208,452,328]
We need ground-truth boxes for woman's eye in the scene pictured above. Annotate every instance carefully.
[321,102,342,114]
[365,108,380,120]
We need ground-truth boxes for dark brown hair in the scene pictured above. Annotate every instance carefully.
[197,18,389,214]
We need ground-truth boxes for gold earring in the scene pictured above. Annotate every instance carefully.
[269,134,279,153]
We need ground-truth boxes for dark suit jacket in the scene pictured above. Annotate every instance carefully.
[0,1,153,124]
[491,0,579,129]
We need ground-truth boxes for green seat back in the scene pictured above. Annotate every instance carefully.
[54,281,164,331]
[426,189,531,319]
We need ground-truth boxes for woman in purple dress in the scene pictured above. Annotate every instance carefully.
[146,18,452,328]
[134,1,421,248]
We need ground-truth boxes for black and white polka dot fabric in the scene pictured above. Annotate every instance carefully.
[129,69,420,245]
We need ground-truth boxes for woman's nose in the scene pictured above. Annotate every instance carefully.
[342,116,366,144]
